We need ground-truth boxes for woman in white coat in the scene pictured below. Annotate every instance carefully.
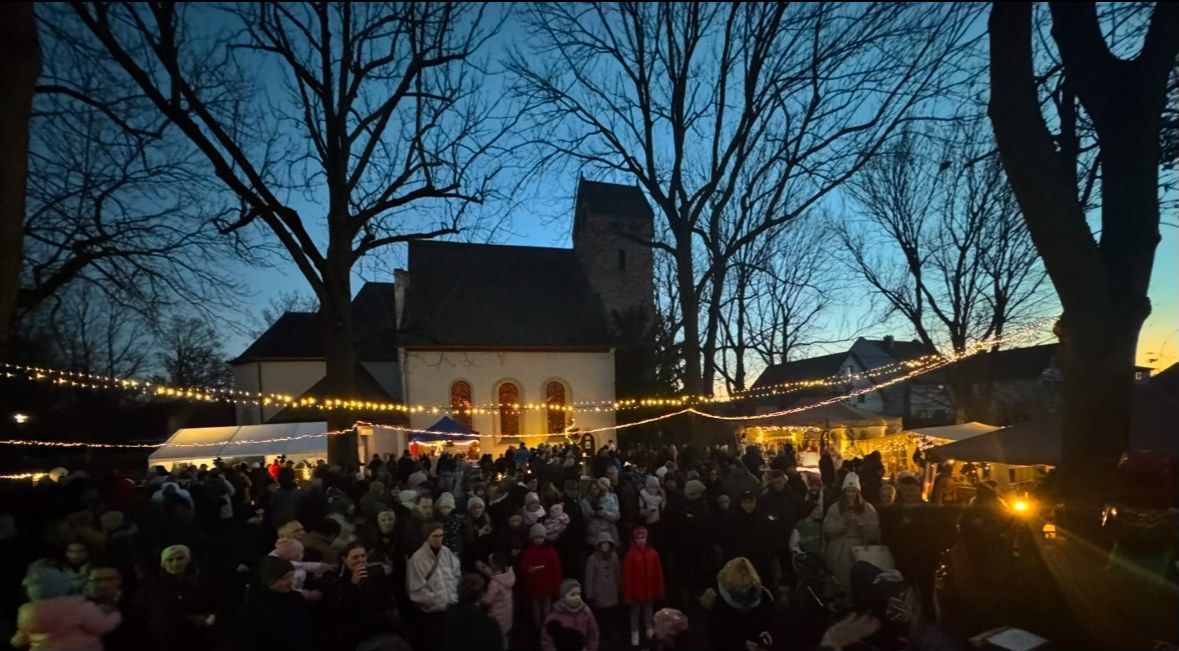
[822,472,881,589]
[406,522,461,649]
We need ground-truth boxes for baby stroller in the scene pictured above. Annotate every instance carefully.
[791,552,850,627]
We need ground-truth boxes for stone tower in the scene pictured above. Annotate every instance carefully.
[572,178,656,396]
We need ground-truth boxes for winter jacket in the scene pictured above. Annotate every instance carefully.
[10,595,121,651]
[520,543,563,598]
[482,568,515,637]
[622,545,665,604]
[233,588,315,651]
[544,503,570,541]
[443,604,504,651]
[584,551,622,609]
[136,571,220,651]
[822,501,880,589]
[406,543,461,613]
[638,488,664,525]
[540,600,600,651]
[581,493,620,545]
[710,584,775,651]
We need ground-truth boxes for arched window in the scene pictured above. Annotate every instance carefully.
[545,381,568,433]
[450,380,473,429]
[498,382,520,437]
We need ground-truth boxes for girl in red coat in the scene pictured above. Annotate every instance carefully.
[623,527,665,647]
[520,522,562,629]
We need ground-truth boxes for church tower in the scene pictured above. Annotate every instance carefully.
[573,178,656,396]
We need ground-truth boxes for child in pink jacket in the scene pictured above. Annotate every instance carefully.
[476,552,516,645]
[12,568,121,651]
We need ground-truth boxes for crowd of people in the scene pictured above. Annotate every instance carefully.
[0,437,1048,651]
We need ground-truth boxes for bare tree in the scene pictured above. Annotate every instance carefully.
[19,284,151,378]
[731,216,844,388]
[0,3,41,357]
[155,315,233,387]
[988,2,1178,512]
[70,2,510,463]
[19,10,260,329]
[839,124,1050,418]
[511,2,980,395]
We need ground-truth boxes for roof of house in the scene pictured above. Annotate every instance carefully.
[267,363,406,425]
[858,338,937,362]
[231,282,398,364]
[398,240,614,349]
[943,343,1060,382]
[576,178,654,219]
[750,351,848,390]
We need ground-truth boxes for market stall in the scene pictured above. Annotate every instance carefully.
[925,417,1058,488]
[741,402,903,468]
[149,422,331,470]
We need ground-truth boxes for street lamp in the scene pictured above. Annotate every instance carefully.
[11,412,30,425]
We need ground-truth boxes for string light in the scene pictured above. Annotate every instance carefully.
[0,353,951,415]
[0,325,1047,451]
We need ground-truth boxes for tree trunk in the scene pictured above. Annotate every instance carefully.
[675,234,702,395]
[0,3,40,357]
[321,254,359,468]
[987,2,1176,525]
[700,264,727,396]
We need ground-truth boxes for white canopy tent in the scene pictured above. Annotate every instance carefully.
[149,422,411,469]
[149,422,329,469]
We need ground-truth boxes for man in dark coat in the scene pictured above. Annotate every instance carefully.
[234,557,315,651]
[442,574,504,650]
[759,469,806,582]
[557,479,588,581]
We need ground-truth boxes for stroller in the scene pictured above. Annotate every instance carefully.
[791,551,850,627]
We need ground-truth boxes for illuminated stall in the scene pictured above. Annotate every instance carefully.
[740,402,903,469]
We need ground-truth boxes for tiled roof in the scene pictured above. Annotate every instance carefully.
[397,240,613,349]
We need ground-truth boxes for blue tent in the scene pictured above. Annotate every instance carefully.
[413,416,479,443]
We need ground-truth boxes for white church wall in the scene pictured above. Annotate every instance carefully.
[401,349,616,450]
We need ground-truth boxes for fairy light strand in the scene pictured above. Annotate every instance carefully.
[0,326,1048,451]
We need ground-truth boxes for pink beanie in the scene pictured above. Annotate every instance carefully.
[653,608,688,641]
[274,536,304,562]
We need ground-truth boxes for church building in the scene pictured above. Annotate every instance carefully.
[230,179,655,449]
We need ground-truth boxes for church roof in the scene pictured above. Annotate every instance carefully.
[576,178,654,219]
[398,240,613,349]
[231,282,398,363]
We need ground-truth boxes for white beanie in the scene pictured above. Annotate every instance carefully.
[842,472,862,492]
[436,492,456,510]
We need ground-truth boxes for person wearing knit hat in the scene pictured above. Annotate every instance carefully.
[436,491,457,512]
[437,491,466,559]
[398,489,420,510]
[652,607,689,645]
[623,526,665,646]
[521,520,562,629]
[14,566,122,651]
[467,495,485,511]
[522,491,546,527]
[824,470,881,590]
[161,544,192,575]
[639,476,666,527]
[541,576,600,651]
[234,556,318,651]
[683,479,706,501]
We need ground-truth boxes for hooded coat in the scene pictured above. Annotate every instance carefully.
[583,542,622,609]
[406,542,461,613]
[622,544,665,604]
[540,599,600,651]
[519,543,562,598]
[482,567,516,637]
[10,595,121,651]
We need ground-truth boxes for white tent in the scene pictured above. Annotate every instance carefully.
[149,422,412,469]
[149,422,329,469]
[907,421,1000,442]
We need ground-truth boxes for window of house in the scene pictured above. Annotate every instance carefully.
[450,380,473,429]
[498,382,520,437]
[618,249,626,273]
[546,380,568,434]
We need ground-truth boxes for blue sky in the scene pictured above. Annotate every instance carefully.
[216,5,1178,375]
